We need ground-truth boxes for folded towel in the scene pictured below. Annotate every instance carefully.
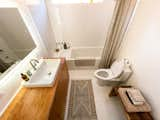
[126,89,145,105]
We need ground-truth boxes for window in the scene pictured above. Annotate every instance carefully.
[51,0,103,4]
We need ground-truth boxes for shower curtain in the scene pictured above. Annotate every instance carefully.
[99,0,137,68]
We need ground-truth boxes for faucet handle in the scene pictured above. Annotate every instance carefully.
[26,70,32,77]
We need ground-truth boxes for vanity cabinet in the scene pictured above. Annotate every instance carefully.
[49,58,69,120]
[0,58,69,120]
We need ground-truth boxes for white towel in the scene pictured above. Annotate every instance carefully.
[127,89,145,105]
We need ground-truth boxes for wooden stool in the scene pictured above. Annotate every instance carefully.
[109,86,153,120]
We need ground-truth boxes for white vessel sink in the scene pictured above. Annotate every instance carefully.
[22,59,60,87]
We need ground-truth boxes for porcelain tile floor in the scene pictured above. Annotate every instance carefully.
[65,69,126,120]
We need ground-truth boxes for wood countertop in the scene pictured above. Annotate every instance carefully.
[0,58,69,120]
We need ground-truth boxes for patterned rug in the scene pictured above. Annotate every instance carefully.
[67,80,97,120]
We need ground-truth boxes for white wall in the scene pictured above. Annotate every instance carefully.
[26,0,56,55]
[117,0,160,119]
[47,0,116,47]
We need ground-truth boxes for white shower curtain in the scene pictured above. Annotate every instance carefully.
[99,0,137,68]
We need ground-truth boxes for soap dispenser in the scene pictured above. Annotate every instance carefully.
[21,73,29,81]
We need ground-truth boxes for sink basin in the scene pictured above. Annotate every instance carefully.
[22,59,61,87]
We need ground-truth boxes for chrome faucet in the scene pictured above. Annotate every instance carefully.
[29,59,39,70]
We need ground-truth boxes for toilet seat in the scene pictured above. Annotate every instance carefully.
[94,69,114,80]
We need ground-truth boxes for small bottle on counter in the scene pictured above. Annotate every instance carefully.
[21,73,29,81]
[64,42,67,49]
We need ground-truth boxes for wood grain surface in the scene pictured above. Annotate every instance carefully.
[0,58,69,120]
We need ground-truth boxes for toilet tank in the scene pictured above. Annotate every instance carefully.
[119,67,132,82]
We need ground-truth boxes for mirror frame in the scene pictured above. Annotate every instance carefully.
[0,2,47,83]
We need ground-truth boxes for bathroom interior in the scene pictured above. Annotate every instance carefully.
[0,0,159,120]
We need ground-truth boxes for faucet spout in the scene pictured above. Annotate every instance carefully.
[30,59,39,70]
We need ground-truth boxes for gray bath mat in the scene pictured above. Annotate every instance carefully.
[67,80,97,120]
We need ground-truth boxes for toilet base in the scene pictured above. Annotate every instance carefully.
[97,79,124,86]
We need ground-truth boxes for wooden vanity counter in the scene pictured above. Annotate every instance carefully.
[0,58,69,120]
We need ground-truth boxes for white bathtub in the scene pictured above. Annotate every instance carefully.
[55,47,103,69]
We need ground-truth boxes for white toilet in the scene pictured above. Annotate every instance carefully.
[94,59,132,86]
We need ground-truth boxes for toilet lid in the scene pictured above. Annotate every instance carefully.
[111,60,124,78]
